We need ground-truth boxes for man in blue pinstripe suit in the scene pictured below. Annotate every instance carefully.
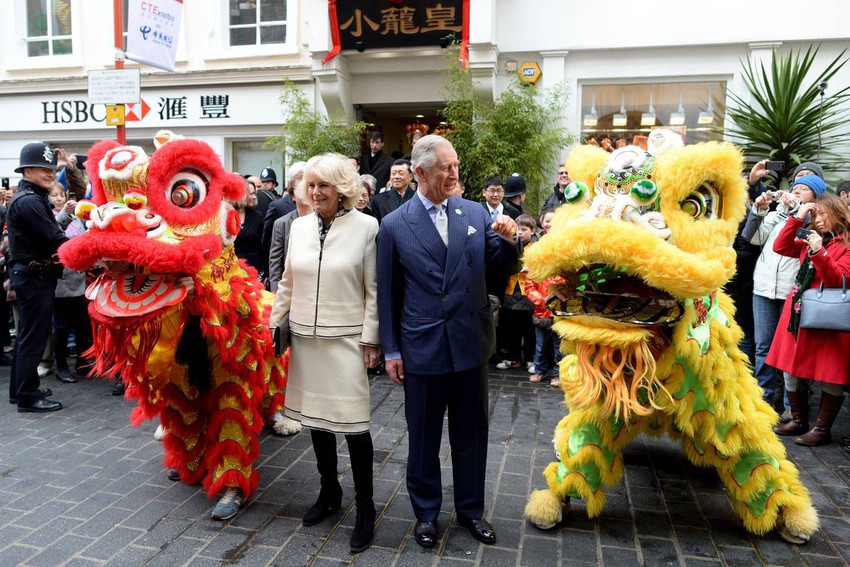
[377,135,520,548]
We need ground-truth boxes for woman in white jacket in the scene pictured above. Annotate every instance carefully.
[741,172,825,412]
[269,153,380,553]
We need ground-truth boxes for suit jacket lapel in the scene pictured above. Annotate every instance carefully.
[405,197,447,266]
[444,197,468,282]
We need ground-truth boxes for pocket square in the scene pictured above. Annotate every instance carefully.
[467,226,477,236]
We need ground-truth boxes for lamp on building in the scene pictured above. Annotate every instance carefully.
[356,41,365,53]
[669,88,686,126]
[641,87,656,126]
[698,87,715,124]
[440,36,450,49]
[583,88,599,127]
[612,88,627,127]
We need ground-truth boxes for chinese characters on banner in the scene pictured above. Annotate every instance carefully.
[156,95,232,121]
[126,0,184,72]
[324,0,469,64]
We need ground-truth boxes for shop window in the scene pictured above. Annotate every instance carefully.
[26,0,73,57]
[233,142,284,183]
[580,82,726,147]
[229,0,288,46]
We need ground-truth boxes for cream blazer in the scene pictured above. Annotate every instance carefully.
[270,210,380,345]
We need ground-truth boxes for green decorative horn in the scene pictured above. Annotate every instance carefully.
[630,179,657,206]
[564,181,588,204]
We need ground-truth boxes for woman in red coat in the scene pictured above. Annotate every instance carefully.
[768,192,850,446]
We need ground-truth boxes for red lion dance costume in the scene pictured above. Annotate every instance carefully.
[59,132,290,516]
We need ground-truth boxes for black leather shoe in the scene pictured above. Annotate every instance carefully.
[56,369,78,383]
[18,399,63,413]
[166,468,180,481]
[414,520,438,548]
[112,377,125,396]
[457,517,496,545]
[9,387,53,404]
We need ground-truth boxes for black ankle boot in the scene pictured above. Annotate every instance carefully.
[350,504,376,553]
[302,484,343,526]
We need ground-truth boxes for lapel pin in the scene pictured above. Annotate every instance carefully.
[455,208,462,215]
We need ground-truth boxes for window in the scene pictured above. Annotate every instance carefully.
[232,141,284,183]
[229,0,288,47]
[580,82,727,146]
[26,0,73,57]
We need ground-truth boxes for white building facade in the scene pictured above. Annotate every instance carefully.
[1,0,848,184]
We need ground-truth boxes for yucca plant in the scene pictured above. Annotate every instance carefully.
[726,45,850,186]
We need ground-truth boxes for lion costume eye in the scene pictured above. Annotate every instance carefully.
[167,170,207,208]
[680,182,720,219]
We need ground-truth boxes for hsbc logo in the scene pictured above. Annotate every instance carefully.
[125,99,151,121]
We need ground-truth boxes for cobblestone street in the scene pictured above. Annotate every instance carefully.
[1,364,848,566]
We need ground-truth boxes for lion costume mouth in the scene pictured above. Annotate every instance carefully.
[85,263,187,318]
[546,264,684,326]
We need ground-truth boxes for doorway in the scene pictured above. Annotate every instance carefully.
[356,103,444,159]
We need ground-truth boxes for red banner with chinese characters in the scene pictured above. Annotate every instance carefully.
[323,0,469,64]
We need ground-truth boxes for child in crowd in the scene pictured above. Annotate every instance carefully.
[524,210,564,387]
[496,214,538,371]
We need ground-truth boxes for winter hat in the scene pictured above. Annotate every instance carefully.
[792,161,824,180]
[792,174,827,197]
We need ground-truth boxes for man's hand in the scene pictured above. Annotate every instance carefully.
[386,358,405,385]
[491,214,517,238]
[748,160,770,186]
[362,345,380,369]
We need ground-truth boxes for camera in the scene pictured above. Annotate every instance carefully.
[765,190,782,200]
[1,178,8,189]
[795,228,813,241]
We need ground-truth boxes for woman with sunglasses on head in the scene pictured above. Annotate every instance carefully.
[768,192,850,447]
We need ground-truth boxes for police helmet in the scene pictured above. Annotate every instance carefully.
[260,167,278,186]
[503,173,527,198]
[15,142,59,173]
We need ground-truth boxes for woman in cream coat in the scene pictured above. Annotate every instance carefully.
[269,153,380,553]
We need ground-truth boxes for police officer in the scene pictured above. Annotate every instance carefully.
[254,167,279,218]
[7,142,69,412]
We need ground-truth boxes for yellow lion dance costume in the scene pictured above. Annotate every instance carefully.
[523,131,817,544]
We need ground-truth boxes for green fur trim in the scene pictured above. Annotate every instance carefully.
[672,358,715,414]
[732,451,780,487]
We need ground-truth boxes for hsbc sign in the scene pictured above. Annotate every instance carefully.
[5,84,289,132]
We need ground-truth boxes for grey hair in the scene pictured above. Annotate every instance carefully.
[301,153,360,209]
[410,134,452,182]
[359,174,377,195]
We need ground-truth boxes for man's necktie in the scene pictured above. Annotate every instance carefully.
[490,208,498,222]
[436,205,449,247]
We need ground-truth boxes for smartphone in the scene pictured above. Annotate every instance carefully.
[765,160,785,171]
[795,228,813,240]
[0,177,8,189]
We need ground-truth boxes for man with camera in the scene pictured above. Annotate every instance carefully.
[741,164,826,417]
[7,142,70,412]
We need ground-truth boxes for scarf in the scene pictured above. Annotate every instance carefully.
[787,233,832,336]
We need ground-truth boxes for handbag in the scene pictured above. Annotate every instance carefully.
[532,316,554,330]
[799,276,850,332]
[502,281,534,312]
[273,312,291,357]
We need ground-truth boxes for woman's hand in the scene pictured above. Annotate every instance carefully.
[362,345,380,369]
[796,202,816,220]
[178,276,195,295]
[807,231,824,254]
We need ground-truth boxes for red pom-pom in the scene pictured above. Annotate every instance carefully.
[226,209,241,237]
